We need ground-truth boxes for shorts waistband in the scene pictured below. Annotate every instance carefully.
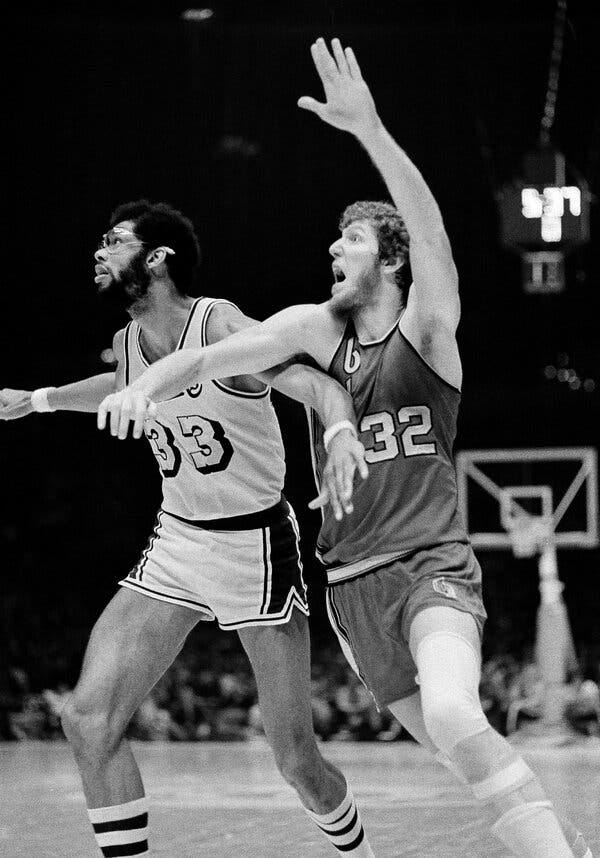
[162,497,289,531]
[325,551,410,585]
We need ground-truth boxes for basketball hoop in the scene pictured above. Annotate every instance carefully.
[506,516,552,558]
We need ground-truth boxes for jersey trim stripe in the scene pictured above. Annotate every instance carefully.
[200,298,236,347]
[123,322,133,386]
[177,297,203,349]
[212,379,270,399]
[356,315,402,347]
[397,326,462,394]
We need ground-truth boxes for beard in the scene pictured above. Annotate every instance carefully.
[330,265,379,316]
[97,250,152,313]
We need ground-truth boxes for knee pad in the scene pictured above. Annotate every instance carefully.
[416,631,489,756]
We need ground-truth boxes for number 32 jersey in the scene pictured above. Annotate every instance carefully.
[122,297,286,521]
[309,317,469,574]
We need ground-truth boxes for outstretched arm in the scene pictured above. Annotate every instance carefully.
[0,329,130,421]
[299,38,460,329]
[0,373,118,420]
[97,303,331,436]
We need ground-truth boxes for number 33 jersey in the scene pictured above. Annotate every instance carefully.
[309,317,469,572]
[122,297,286,521]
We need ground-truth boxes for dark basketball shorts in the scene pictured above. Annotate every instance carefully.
[119,497,309,630]
[325,541,487,708]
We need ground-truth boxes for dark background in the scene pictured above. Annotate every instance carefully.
[3,0,599,688]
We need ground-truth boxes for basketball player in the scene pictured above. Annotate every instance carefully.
[98,40,593,857]
[0,200,376,857]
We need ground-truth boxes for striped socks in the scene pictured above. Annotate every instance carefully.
[87,796,149,856]
[305,785,374,855]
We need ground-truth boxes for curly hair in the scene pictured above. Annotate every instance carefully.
[109,199,201,296]
[339,200,411,300]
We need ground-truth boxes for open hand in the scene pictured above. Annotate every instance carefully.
[298,38,378,137]
[308,428,368,521]
[97,388,157,439]
[0,389,34,421]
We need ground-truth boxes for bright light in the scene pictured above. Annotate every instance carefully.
[181,8,214,21]
[521,186,581,220]
[541,215,562,242]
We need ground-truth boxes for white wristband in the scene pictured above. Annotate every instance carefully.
[323,419,357,451]
[31,387,57,413]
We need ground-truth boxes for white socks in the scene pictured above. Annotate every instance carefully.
[87,796,149,857]
[305,785,375,856]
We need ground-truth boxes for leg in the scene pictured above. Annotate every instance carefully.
[238,608,374,856]
[408,605,581,857]
[388,691,469,784]
[61,588,199,856]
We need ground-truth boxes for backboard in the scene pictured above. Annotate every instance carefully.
[456,447,598,550]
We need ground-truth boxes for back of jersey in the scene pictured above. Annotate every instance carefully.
[309,318,468,571]
[124,297,286,520]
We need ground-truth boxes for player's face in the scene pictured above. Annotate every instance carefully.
[328,220,381,311]
[94,220,152,310]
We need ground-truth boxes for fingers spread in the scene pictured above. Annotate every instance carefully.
[312,37,338,81]
[331,38,350,76]
[344,46,363,80]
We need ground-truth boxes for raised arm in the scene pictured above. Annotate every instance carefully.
[299,38,461,338]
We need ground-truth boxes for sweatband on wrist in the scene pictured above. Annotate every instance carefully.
[31,387,57,413]
[323,419,357,451]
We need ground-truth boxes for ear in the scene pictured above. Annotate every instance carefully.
[146,247,171,270]
[382,256,404,275]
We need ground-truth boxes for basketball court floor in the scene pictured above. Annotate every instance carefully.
[2,738,599,856]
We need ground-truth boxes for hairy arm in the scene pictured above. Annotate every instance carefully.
[299,38,462,386]
[99,303,326,424]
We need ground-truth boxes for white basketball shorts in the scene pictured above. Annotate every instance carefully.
[119,497,309,630]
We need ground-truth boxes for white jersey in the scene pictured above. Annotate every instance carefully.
[123,297,286,521]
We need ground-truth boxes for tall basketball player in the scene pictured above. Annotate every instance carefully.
[0,199,376,857]
[97,40,593,857]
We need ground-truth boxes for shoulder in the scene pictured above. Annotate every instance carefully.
[204,301,253,345]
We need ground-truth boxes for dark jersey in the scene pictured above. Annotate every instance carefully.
[309,317,469,575]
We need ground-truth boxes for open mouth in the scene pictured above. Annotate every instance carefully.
[332,265,346,284]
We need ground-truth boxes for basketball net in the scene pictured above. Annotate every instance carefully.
[506,515,578,738]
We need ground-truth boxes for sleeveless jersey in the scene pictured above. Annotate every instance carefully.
[309,317,469,573]
[123,297,286,520]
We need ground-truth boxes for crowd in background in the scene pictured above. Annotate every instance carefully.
[3,637,599,744]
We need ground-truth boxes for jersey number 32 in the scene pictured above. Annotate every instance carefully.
[361,405,437,463]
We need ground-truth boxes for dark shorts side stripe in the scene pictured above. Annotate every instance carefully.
[261,509,306,616]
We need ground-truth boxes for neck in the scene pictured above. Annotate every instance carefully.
[352,285,404,342]
[129,283,194,359]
